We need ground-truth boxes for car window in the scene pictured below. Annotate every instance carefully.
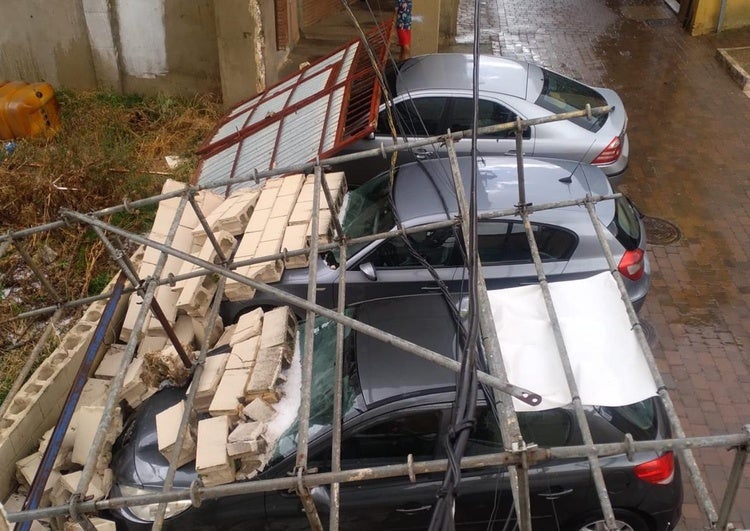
[335,172,396,261]
[363,227,462,268]
[466,406,572,455]
[606,196,641,251]
[476,221,577,263]
[340,410,442,465]
[535,68,608,132]
[448,98,530,139]
[376,97,447,137]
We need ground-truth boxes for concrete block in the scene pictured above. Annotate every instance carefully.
[137,333,168,356]
[254,186,280,211]
[297,183,314,203]
[260,307,297,350]
[228,421,264,444]
[263,177,283,189]
[174,314,196,348]
[192,315,224,349]
[223,279,256,302]
[71,406,122,466]
[259,217,286,244]
[230,308,264,346]
[209,369,251,418]
[242,398,277,423]
[281,223,309,269]
[307,209,334,245]
[288,201,313,225]
[145,284,181,334]
[322,171,347,207]
[52,470,106,507]
[79,378,111,408]
[244,348,285,403]
[244,208,272,234]
[269,193,296,221]
[94,344,126,380]
[277,173,305,197]
[189,353,229,413]
[227,337,260,370]
[226,422,266,458]
[214,324,236,349]
[233,230,262,261]
[195,189,260,239]
[182,189,226,230]
[155,401,196,468]
[196,415,234,486]
[15,452,59,492]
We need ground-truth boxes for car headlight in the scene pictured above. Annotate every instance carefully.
[118,485,192,521]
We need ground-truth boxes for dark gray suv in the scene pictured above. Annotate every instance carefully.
[110,295,681,531]
[224,156,649,323]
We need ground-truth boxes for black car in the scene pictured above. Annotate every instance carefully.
[110,295,681,530]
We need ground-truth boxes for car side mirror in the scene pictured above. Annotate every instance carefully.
[310,486,331,512]
[359,262,377,281]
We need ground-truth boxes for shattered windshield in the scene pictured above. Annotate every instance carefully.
[333,172,396,263]
[270,311,361,465]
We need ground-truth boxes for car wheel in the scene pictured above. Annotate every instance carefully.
[573,509,650,531]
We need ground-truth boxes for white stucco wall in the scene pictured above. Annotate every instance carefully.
[115,0,168,78]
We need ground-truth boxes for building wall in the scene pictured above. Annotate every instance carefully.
[689,0,750,34]
[299,0,340,27]
[0,0,97,89]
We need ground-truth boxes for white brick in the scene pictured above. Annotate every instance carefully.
[242,398,277,423]
[192,315,224,348]
[230,308,264,346]
[227,337,260,370]
[260,217,285,245]
[281,223,310,269]
[260,307,297,349]
[64,517,117,531]
[288,201,313,225]
[277,173,305,197]
[253,186,280,211]
[209,369,250,417]
[196,416,234,486]
[155,401,195,468]
[94,344,126,380]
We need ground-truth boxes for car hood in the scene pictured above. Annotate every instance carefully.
[111,386,197,489]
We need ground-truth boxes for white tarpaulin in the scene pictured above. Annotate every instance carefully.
[488,272,657,412]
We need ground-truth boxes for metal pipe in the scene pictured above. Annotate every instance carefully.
[8,431,749,523]
[17,274,126,531]
[0,308,62,419]
[715,427,749,531]
[0,105,612,246]
[446,137,532,531]
[72,192,192,506]
[187,192,228,264]
[521,213,617,529]
[583,199,720,524]
[329,241,347,531]
[55,208,542,405]
[295,165,325,531]
[12,239,63,303]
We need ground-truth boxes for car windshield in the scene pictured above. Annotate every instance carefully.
[333,172,396,263]
[270,312,361,465]
[535,68,608,132]
[607,196,641,250]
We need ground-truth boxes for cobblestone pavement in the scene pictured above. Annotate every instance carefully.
[451,0,750,529]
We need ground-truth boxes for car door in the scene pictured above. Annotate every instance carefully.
[341,226,464,304]
[264,408,446,530]
[441,96,534,160]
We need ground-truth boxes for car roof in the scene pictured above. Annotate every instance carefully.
[395,54,531,99]
[392,156,614,225]
[355,295,458,406]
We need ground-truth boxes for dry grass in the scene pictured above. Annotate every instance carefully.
[0,90,222,404]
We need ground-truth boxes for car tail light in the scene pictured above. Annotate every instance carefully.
[634,452,675,485]
[618,248,644,281]
[592,136,622,165]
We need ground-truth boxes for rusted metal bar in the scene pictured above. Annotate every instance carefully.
[583,199,720,525]
[445,137,533,531]
[186,191,228,264]
[715,426,749,531]
[0,308,62,419]
[329,241,347,531]
[12,239,63,303]
[9,430,749,524]
[56,208,542,405]
[295,165,325,531]
[71,192,192,507]
[521,212,618,529]
[151,273,229,531]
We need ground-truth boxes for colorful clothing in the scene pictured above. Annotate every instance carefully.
[396,0,412,30]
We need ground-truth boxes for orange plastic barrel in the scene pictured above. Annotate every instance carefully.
[0,80,61,140]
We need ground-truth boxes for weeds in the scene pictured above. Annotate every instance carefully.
[0,90,221,404]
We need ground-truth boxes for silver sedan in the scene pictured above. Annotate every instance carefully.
[340,53,629,186]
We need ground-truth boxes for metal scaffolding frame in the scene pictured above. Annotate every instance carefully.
[1,107,748,531]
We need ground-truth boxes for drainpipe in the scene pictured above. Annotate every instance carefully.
[717,0,727,32]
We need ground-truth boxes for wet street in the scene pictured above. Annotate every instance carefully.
[450,0,750,528]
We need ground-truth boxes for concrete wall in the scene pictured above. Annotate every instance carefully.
[0,0,97,89]
[689,0,750,34]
